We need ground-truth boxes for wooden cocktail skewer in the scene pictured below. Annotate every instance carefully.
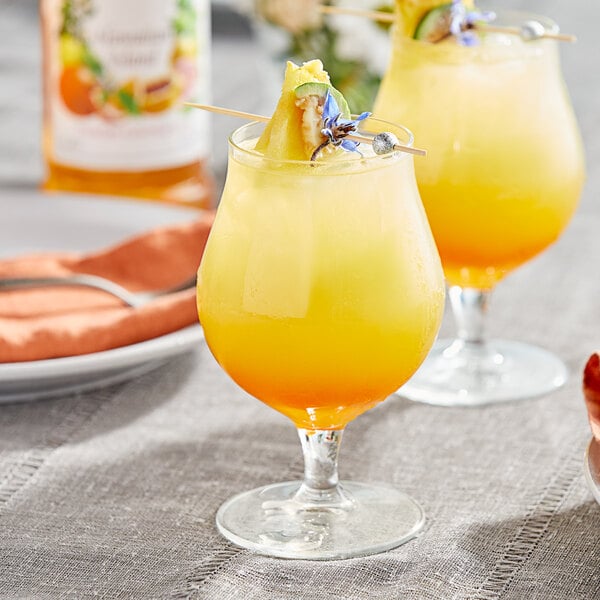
[318,5,577,42]
[184,102,427,157]
[319,4,395,24]
[479,24,576,43]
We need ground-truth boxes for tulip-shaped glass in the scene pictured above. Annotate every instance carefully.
[197,118,445,559]
[374,10,585,406]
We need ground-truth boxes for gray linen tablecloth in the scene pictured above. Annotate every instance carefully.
[1,1,599,598]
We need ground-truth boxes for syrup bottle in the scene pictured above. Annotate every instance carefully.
[41,0,214,208]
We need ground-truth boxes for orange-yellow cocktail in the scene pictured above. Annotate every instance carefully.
[375,17,584,289]
[196,59,444,560]
[198,121,444,429]
[373,4,584,405]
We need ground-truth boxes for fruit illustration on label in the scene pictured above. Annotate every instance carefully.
[57,0,197,117]
[59,65,99,115]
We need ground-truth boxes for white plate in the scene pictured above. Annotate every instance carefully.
[0,190,205,403]
[584,437,600,505]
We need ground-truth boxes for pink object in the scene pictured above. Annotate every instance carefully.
[583,353,600,441]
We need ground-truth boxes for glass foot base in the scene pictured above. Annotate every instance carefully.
[398,338,568,407]
[216,480,424,560]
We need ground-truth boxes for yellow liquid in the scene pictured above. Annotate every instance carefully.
[374,33,585,289]
[198,135,445,430]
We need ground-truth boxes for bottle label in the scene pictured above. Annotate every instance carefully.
[43,0,210,171]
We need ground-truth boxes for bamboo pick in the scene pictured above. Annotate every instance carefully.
[319,4,394,24]
[318,5,576,42]
[478,24,576,43]
[184,102,427,157]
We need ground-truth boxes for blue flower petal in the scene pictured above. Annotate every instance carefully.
[450,16,463,36]
[449,1,497,45]
[312,94,371,159]
[460,31,478,46]
[340,140,360,153]
[322,91,340,122]
[466,10,496,25]
[337,113,371,130]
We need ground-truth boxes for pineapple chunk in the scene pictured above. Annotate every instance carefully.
[255,60,330,161]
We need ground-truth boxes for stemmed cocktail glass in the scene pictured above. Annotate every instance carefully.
[197,117,444,559]
[374,8,585,406]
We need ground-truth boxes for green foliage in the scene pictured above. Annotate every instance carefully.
[285,25,382,114]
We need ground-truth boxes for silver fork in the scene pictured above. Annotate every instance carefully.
[0,274,197,308]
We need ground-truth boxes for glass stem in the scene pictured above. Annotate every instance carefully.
[294,429,352,508]
[448,285,491,347]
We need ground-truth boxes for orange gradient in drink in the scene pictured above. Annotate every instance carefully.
[198,123,445,429]
[374,30,585,289]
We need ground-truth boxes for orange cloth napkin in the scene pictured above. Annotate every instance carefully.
[0,213,214,362]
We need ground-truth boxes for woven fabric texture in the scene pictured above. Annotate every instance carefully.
[0,213,599,599]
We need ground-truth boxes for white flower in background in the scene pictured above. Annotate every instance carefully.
[233,0,395,112]
[328,0,393,75]
[255,0,323,34]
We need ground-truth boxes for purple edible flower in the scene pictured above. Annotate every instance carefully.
[310,91,371,161]
[450,0,496,46]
